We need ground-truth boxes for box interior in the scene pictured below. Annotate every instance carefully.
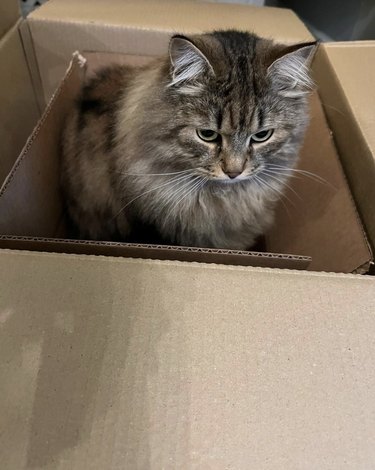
[0,49,372,273]
[313,42,375,255]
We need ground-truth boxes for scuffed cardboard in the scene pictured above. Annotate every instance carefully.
[1,250,375,469]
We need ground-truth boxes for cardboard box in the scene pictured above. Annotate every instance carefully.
[0,4,40,185]
[0,0,20,38]
[313,42,375,255]
[1,1,375,468]
[1,249,375,469]
[25,0,314,106]
[0,0,373,273]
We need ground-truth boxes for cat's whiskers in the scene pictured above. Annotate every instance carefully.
[161,175,200,210]
[253,175,292,219]
[113,173,195,218]
[267,164,335,189]
[255,174,296,209]
[262,170,303,202]
[118,168,197,177]
[169,176,208,216]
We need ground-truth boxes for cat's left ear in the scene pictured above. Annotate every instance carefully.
[168,35,214,88]
[267,42,318,98]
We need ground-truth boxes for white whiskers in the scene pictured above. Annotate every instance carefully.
[267,164,336,189]
[118,168,197,177]
[113,173,195,218]
[113,171,208,220]
[167,176,208,217]
[253,173,294,219]
[262,169,303,202]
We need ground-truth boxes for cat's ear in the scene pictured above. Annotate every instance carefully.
[267,42,317,98]
[168,35,214,88]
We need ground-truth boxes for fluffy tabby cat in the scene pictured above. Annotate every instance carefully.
[61,30,316,249]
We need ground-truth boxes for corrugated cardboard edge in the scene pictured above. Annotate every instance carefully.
[0,236,312,270]
[0,247,373,279]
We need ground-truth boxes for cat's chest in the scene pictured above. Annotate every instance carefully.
[183,186,270,235]
[198,186,266,222]
[176,189,269,249]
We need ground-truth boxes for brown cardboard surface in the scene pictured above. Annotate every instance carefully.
[0,0,19,38]
[1,249,375,469]
[0,51,371,273]
[26,0,313,103]
[0,22,40,184]
[313,42,375,253]
[0,55,80,236]
[267,86,371,273]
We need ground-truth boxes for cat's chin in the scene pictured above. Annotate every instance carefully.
[211,176,251,185]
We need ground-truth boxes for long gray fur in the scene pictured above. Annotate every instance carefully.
[61,30,316,249]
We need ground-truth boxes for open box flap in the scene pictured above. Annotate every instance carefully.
[1,249,375,468]
[0,56,82,236]
[313,42,375,254]
[26,0,313,104]
[266,87,372,273]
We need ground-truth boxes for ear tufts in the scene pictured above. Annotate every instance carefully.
[168,35,214,88]
[268,42,318,98]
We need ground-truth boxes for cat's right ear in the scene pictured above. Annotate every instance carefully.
[168,35,214,89]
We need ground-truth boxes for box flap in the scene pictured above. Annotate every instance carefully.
[0,0,19,39]
[314,42,375,254]
[0,54,81,233]
[26,0,314,103]
[266,90,372,273]
[0,21,40,184]
[1,249,375,468]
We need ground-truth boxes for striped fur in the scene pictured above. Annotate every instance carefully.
[61,30,316,249]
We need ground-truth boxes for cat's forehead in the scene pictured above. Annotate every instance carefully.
[220,101,259,134]
[202,80,261,134]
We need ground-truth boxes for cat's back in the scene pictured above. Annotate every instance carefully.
[61,64,136,239]
[62,64,133,156]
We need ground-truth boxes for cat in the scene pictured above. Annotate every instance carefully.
[61,30,316,250]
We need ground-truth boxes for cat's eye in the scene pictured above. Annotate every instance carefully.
[196,129,220,142]
[251,129,274,143]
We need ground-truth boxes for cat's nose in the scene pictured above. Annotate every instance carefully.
[225,171,242,179]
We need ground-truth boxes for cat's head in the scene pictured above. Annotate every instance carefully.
[157,30,316,184]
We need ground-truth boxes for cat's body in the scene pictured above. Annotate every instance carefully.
[61,31,315,249]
